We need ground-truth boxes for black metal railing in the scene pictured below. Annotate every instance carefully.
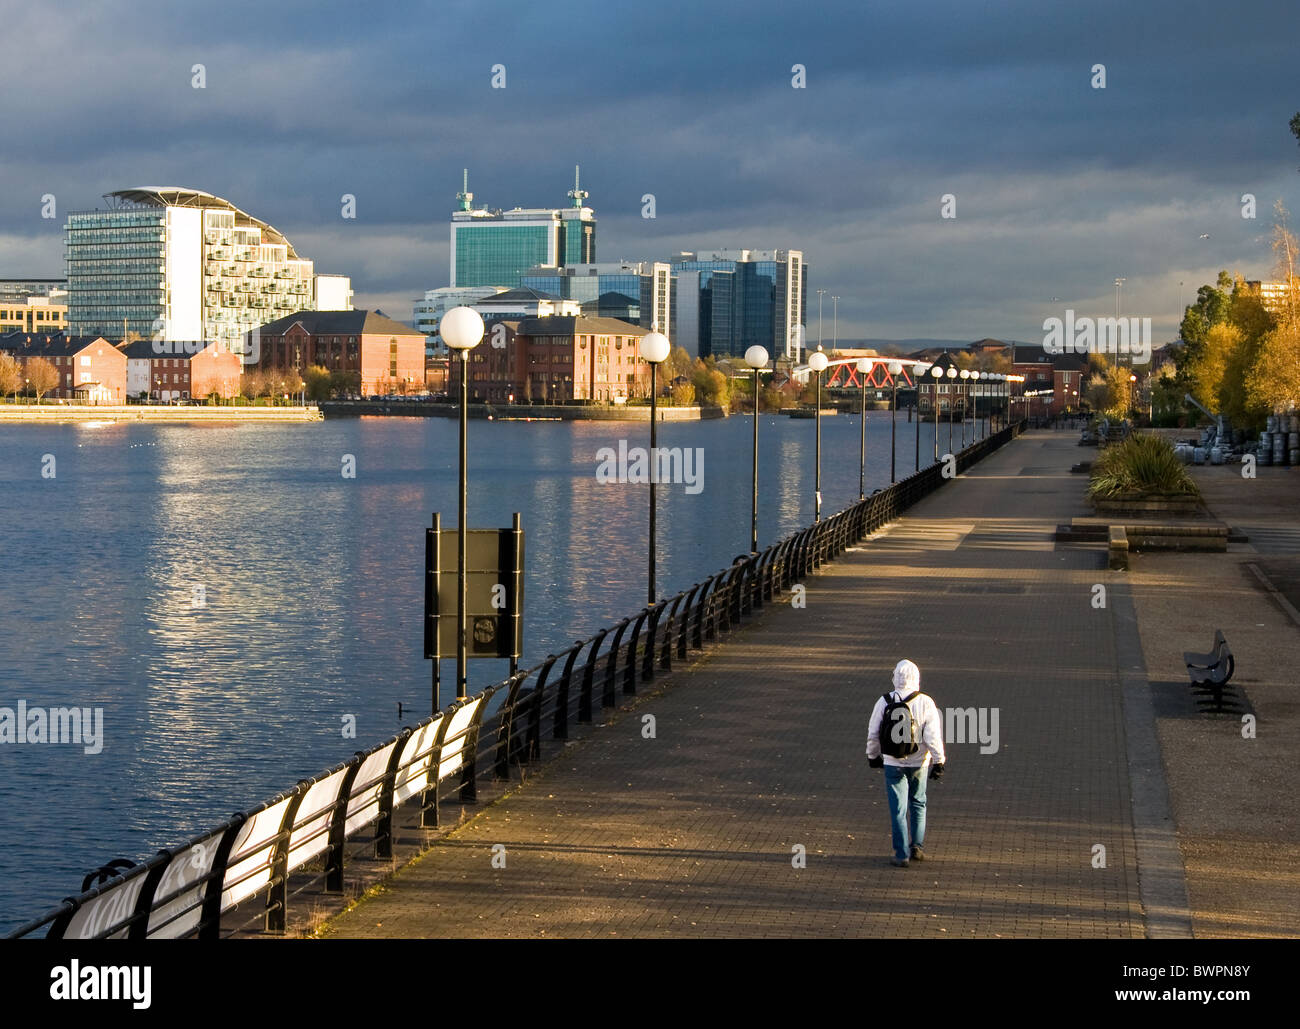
[6,421,1024,939]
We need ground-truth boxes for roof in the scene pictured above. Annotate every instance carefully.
[116,339,219,359]
[0,332,120,358]
[475,286,561,304]
[514,315,648,337]
[254,310,420,337]
[106,188,300,259]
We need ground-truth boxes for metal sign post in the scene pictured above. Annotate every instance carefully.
[425,512,524,711]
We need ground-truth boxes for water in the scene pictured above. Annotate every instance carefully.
[0,409,973,931]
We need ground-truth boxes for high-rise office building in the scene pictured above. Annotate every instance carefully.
[64,188,347,355]
[519,261,671,332]
[449,168,596,288]
[671,249,805,360]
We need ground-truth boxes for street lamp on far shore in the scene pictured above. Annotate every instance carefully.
[808,348,828,521]
[441,305,485,700]
[960,368,971,448]
[946,366,958,455]
[745,344,769,554]
[929,365,943,461]
[887,361,903,483]
[641,331,671,604]
[856,357,872,500]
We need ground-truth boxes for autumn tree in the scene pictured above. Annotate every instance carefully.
[26,357,59,402]
[0,353,22,400]
[670,381,696,406]
[304,365,332,402]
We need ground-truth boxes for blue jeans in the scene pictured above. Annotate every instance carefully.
[884,764,928,861]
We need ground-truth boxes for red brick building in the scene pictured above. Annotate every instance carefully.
[0,332,127,403]
[118,339,243,400]
[452,316,651,403]
[249,310,425,396]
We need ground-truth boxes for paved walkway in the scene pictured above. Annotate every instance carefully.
[322,431,1161,938]
[1127,458,1300,937]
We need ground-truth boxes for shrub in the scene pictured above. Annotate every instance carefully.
[1087,433,1200,498]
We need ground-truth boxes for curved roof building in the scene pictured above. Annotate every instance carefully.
[66,187,317,355]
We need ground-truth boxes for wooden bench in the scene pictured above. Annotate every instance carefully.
[1183,630,1235,711]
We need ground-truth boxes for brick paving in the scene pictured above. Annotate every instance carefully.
[321,430,1151,938]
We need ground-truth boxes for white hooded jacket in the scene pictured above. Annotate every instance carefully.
[865,659,946,769]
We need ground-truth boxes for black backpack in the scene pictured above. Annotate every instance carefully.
[878,691,921,758]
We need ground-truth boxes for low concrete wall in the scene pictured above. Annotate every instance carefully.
[0,405,322,422]
[321,401,726,421]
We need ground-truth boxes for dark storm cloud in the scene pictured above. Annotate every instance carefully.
[3,0,1298,340]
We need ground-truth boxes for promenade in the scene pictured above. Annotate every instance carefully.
[320,428,1295,939]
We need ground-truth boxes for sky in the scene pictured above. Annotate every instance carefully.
[2,0,1299,344]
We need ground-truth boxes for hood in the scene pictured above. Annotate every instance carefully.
[892,659,921,695]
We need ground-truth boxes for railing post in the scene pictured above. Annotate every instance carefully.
[419,716,451,829]
[624,607,653,693]
[602,621,632,711]
[526,655,558,762]
[197,818,244,941]
[661,592,686,670]
[494,674,529,780]
[642,602,665,682]
[265,785,309,934]
[374,731,411,859]
[579,626,611,715]
[554,642,585,737]
[679,583,702,658]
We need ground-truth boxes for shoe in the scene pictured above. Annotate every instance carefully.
[910,847,925,862]
[890,857,909,868]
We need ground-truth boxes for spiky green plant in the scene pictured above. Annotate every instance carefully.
[1087,433,1201,499]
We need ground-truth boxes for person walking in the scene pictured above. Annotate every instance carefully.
[866,659,945,867]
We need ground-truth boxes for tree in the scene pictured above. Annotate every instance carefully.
[240,370,263,402]
[690,358,730,407]
[761,384,792,411]
[26,357,59,402]
[304,365,332,402]
[1291,111,1300,168]
[1245,319,1300,414]
[669,345,694,380]
[0,354,22,400]
[329,369,360,398]
[1269,200,1299,326]
[670,381,695,406]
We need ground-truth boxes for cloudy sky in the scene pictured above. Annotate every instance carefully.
[3,0,1298,344]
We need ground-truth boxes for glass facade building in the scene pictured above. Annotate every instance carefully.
[65,209,167,340]
[448,172,597,289]
[519,262,670,332]
[672,249,806,359]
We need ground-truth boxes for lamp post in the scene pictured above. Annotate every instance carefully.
[913,365,921,473]
[440,305,485,698]
[946,366,958,455]
[745,344,769,553]
[808,348,828,520]
[816,290,826,350]
[929,365,943,462]
[887,361,903,483]
[641,332,671,604]
[856,357,871,499]
[960,369,971,448]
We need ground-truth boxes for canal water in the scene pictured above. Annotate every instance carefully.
[0,410,974,931]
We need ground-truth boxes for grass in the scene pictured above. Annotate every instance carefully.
[1087,432,1201,499]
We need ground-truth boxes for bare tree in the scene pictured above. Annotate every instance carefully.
[0,354,22,400]
[26,357,59,402]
